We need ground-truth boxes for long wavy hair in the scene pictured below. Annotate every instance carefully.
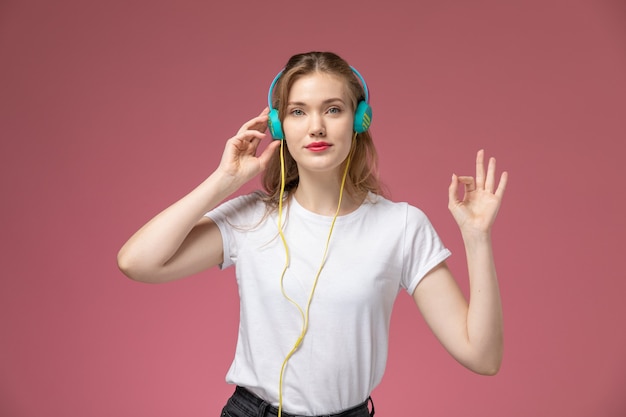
[261,51,385,208]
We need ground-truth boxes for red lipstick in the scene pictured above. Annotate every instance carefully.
[306,141,331,152]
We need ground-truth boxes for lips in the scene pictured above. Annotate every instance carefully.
[306,141,331,151]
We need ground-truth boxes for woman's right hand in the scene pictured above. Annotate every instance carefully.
[217,107,281,188]
[118,109,281,283]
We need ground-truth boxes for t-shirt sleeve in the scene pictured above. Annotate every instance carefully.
[204,192,263,270]
[402,205,452,295]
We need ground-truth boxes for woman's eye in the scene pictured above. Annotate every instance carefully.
[327,107,341,114]
[290,109,304,116]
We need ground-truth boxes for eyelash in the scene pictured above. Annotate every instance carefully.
[289,107,342,116]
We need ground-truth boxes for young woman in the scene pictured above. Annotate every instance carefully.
[118,51,508,417]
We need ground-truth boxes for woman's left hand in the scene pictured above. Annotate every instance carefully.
[448,150,508,235]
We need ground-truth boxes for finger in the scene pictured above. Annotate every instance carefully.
[495,171,508,199]
[231,131,266,152]
[485,156,496,193]
[475,149,486,190]
[457,176,476,193]
[252,107,270,133]
[238,119,267,136]
[240,130,267,142]
[257,139,281,169]
[238,111,269,135]
[448,173,460,207]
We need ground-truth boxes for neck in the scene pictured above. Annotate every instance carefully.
[290,133,361,216]
[293,171,363,216]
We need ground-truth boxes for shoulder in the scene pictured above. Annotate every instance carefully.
[365,193,428,223]
[206,191,268,224]
[225,191,266,208]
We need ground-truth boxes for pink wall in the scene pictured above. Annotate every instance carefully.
[1,0,625,415]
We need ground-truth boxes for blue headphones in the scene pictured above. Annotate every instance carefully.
[267,66,373,140]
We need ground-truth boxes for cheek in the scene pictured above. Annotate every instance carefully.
[339,112,356,131]
[281,118,304,139]
[338,119,356,140]
[281,131,301,155]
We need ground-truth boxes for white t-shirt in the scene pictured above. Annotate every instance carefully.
[206,192,451,415]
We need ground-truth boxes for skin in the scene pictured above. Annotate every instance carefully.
[117,72,508,376]
[282,73,361,215]
[414,151,507,375]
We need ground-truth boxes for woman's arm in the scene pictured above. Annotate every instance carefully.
[117,108,280,283]
[413,150,508,375]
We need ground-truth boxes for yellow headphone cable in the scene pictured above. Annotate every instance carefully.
[275,133,357,417]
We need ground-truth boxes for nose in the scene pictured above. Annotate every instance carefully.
[308,113,326,137]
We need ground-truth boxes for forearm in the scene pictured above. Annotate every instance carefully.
[462,230,504,374]
[117,170,239,281]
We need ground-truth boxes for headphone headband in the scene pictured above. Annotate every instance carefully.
[349,66,369,103]
[267,66,370,108]
[267,70,284,110]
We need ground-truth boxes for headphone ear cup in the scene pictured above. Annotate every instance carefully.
[353,100,372,134]
[268,108,284,140]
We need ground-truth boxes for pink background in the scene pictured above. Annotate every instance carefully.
[1,0,625,416]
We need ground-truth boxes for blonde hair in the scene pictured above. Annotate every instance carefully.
[261,51,385,208]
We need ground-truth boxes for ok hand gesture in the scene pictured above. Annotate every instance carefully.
[448,150,508,236]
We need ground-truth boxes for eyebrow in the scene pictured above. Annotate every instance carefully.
[287,98,346,106]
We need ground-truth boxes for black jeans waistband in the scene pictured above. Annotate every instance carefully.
[225,386,375,417]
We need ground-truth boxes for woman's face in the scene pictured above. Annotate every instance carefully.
[282,72,354,178]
